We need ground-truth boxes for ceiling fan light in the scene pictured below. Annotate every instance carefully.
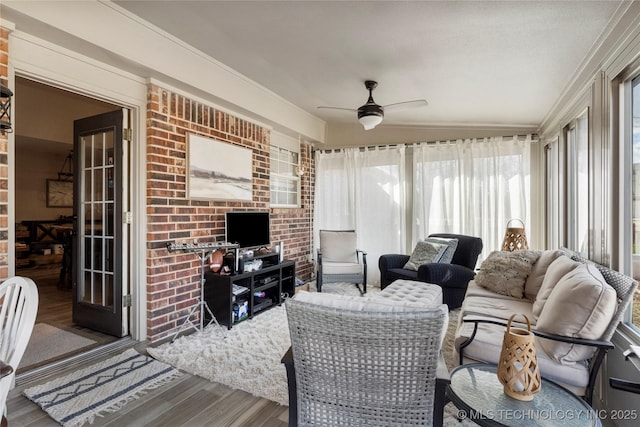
[358,114,383,130]
[358,102,384,130]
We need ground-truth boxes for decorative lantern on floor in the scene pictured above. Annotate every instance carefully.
[501,219,529,251]
[497,314,541,401]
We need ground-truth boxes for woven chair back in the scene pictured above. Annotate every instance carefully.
[286,298,447,426]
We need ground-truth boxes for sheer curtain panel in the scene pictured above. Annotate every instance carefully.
[412,135,532,262]
[314,146,406,284]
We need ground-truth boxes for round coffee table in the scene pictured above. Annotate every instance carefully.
[446,363,602,427]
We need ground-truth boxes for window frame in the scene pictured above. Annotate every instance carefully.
[544,137,560,249]
[270,132,301,208]
[564,108,590,257]
[620,72,640,332]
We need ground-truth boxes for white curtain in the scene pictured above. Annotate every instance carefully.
[314,146,406,284]
[413,135,532,261]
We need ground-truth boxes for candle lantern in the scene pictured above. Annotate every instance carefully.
[497,314,541,401]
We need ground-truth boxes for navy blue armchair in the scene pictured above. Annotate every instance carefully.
[378,233,483,309]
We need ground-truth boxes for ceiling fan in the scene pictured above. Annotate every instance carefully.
[318,80,428,130]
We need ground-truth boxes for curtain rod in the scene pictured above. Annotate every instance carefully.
[410,133,540,147]
[315,133,539,153]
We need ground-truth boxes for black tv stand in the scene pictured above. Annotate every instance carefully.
[204,252,295,329]
[236,250,282,273]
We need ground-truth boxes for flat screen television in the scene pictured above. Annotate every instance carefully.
[225,211,270,249]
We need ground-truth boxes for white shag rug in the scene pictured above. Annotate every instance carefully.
[24,348,182,427]
[148,282,366,406]
[148,282,474,426]
[148,301,292,405]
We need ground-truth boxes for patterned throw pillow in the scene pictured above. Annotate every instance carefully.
[403,241,448,271]
[424,237,458,264]
[474,250,541,298]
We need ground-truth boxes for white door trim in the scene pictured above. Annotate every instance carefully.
[7,26,148,341]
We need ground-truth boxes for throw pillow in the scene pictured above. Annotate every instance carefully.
[474,250,541,298]
[424,237,459,264]
[536,263,617,363]
[524,249,564,300]
[403,240,448,271]
[532,255,580,319]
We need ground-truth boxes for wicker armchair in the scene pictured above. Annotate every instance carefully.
[283,293,449,426]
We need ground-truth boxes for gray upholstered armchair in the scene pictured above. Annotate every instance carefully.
[317,230,367,294]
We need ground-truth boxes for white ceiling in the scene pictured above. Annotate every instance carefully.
[113,0,623,131]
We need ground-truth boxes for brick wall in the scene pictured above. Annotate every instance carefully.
[146,84,314,342]
[0,28,10,280]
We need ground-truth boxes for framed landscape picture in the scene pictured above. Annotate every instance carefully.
[187,134,253,201]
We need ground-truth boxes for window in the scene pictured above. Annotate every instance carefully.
[565,110,589,256]
[270,132,300,207]
[314,146,407,283]
[412,136,531,255]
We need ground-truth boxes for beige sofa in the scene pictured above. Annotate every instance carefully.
[453,248,637,404]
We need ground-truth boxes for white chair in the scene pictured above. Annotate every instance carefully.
[317,230,367,294]
[0,277,39,422]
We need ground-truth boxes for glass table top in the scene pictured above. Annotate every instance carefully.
[446,364,601,427]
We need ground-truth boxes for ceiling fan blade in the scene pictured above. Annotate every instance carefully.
[317,106,357,112]
[383,99,428,113]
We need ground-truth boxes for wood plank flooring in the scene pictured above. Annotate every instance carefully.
[8,265,290,426]
[7,339,290,426]
[15,265,118,373]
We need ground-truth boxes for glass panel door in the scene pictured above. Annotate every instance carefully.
[73,109,128,337]
[81,130,115,307]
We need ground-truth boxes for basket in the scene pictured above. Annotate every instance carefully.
[497,314,541,401]
[501,218,529,251]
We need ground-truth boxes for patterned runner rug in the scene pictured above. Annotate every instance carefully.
[23,348,182,427]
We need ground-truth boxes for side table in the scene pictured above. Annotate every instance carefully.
[446,363,601,427]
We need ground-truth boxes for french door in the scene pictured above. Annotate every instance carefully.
[72,109,130,337]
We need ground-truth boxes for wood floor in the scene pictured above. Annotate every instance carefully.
[8,265,290,426]
[15,264,118,373]
[7,339,290,426]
